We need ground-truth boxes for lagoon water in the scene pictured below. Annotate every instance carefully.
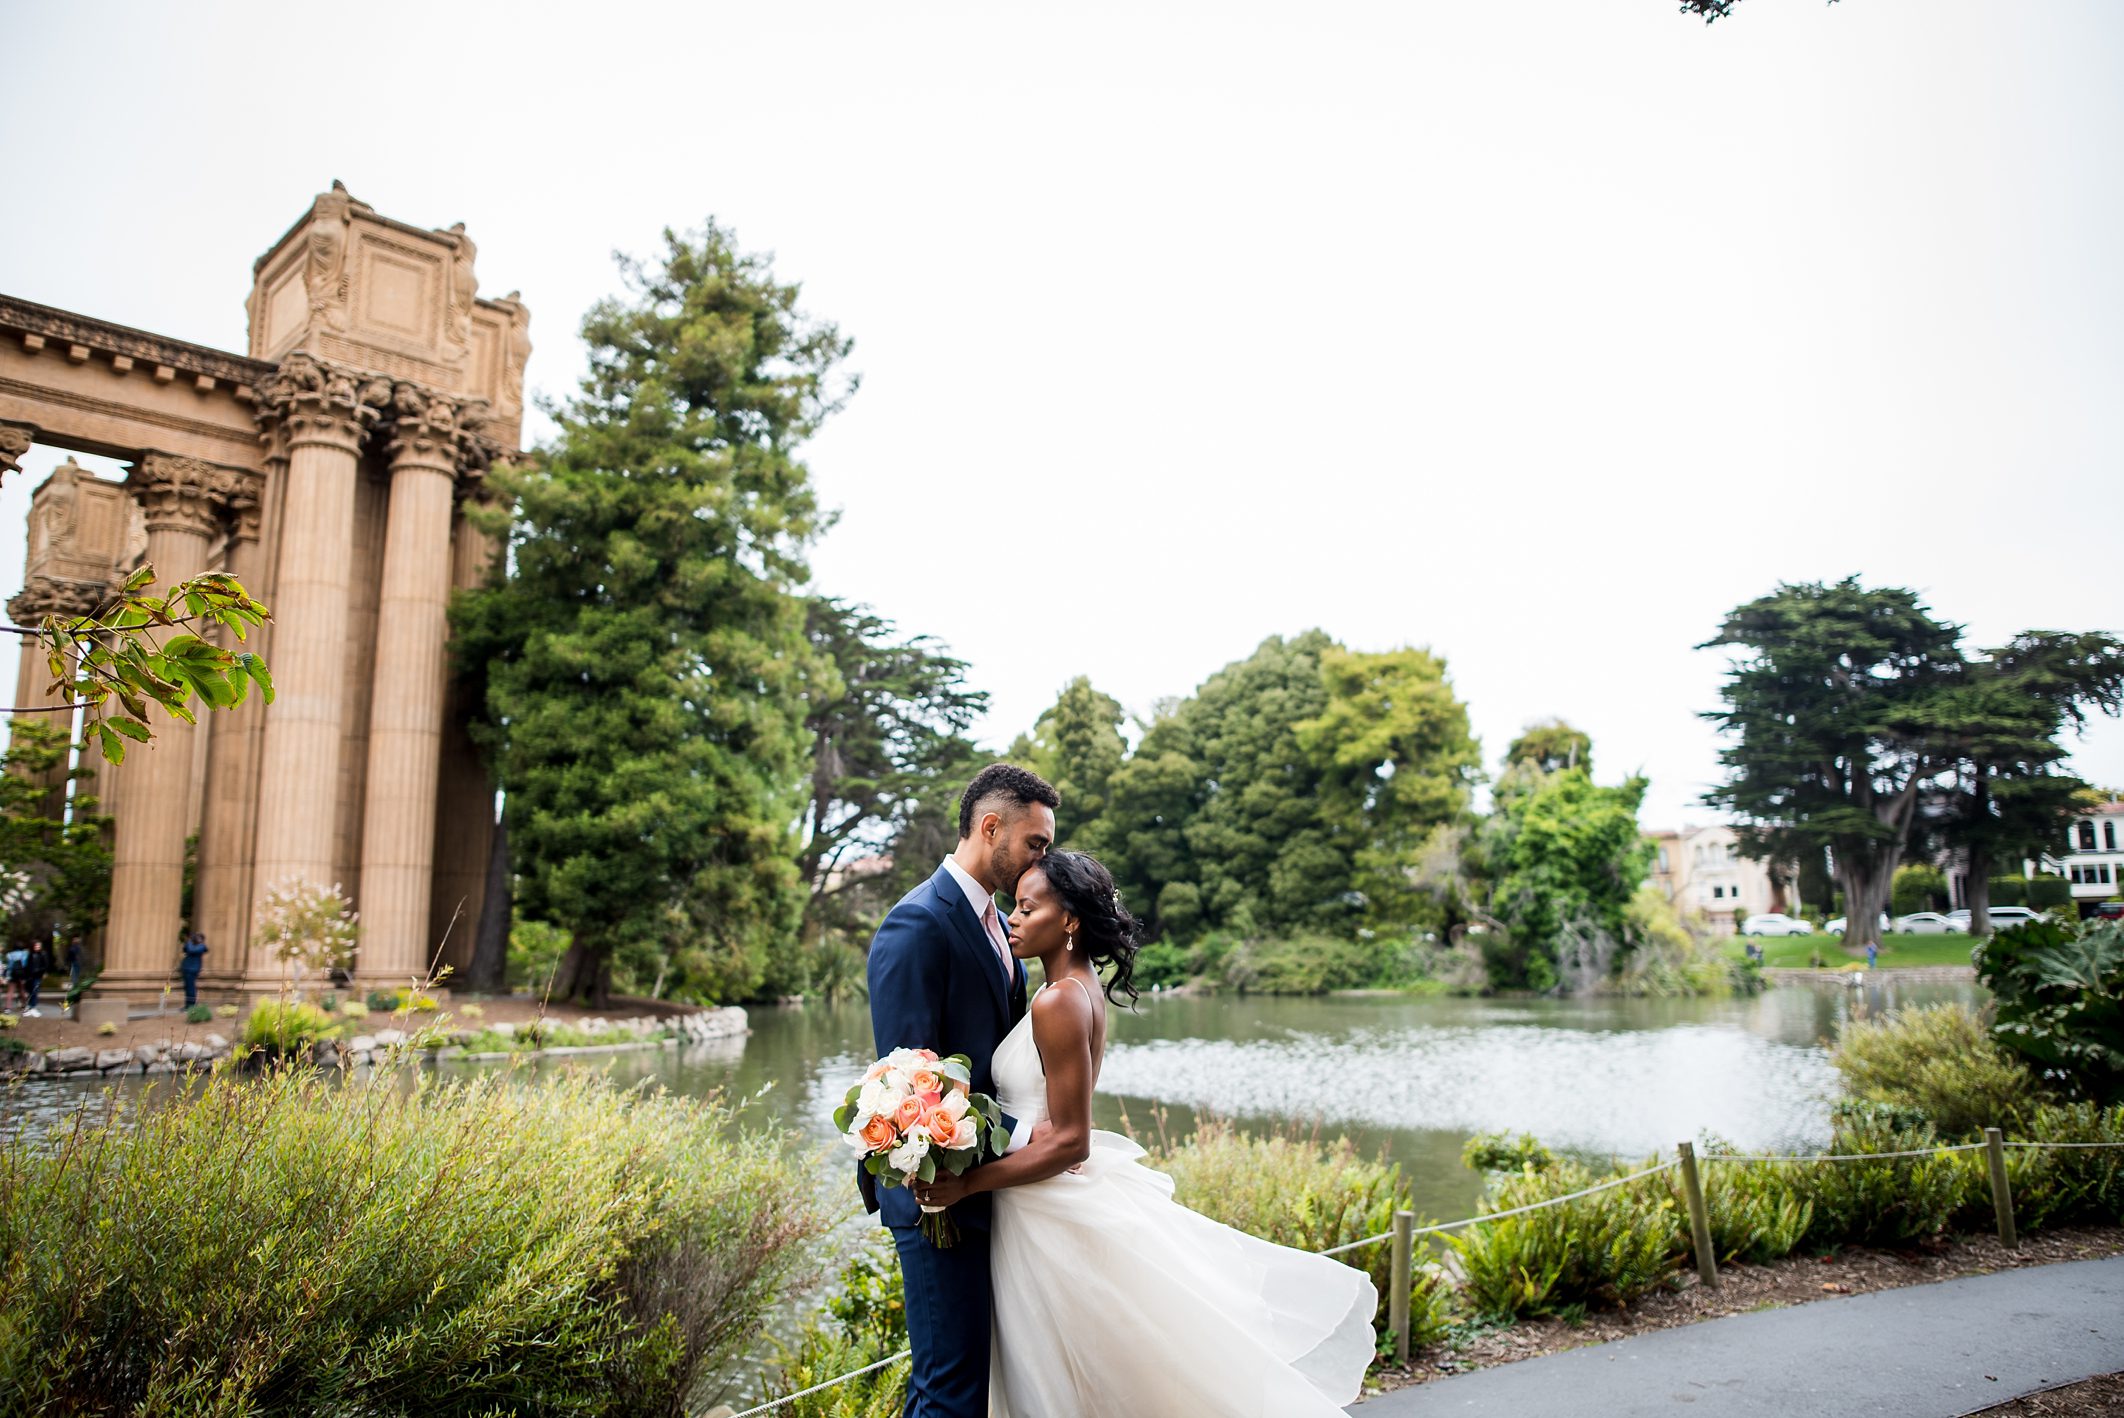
[499,973,1982,1224]
[4,975,1981,1225]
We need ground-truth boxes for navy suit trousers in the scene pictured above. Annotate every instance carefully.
[892,1223,993,1418]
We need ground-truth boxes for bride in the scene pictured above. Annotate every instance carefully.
[914,850,1378,1416]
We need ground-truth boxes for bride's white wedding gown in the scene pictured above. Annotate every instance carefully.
[987,981,1378,1417]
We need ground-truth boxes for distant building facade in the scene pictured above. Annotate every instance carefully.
[1646,824,1796,933]
[2044,800,2124,911]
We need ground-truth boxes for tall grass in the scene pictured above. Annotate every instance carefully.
[0,1063,829,1416]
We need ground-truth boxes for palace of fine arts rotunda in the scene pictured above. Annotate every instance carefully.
[2,185,531,1003]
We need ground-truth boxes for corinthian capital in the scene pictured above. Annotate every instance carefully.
[383,383,496,477]
[254,352,391,454]
[131,452,242,540]
[8,573,111,625]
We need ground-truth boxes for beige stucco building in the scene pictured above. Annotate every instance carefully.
[3,185,529,1000]
[1646,824,1796,932]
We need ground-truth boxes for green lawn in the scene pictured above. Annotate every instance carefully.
[1723,932,1980,969]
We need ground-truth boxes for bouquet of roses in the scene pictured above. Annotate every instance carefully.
[837,1046,1010,1246]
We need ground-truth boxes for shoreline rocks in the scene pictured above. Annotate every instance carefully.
[0,1005,750,1080]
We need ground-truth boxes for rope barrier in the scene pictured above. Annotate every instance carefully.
[1410,1158,1681,1236]
[1699,1144,1987,1163]
[734,1132,2117,1411]
[1318,1230,1394,1257]
[726,1349,912,1418]
[2001,1140,2124,1150]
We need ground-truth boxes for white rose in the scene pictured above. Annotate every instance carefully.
[888,1131,931,1175]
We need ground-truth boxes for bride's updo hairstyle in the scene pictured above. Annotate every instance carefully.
[1031,850,1143,1006]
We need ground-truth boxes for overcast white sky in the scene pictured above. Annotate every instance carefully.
[3,0,2120,829]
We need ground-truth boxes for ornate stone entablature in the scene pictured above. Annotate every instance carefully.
[246,185,524,454]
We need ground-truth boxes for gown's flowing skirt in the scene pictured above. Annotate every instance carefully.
[989,1129,1377,1417]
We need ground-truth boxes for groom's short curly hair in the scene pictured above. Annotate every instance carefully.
[957,763,1060,839]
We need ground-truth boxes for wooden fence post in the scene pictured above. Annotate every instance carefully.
[1985,1126,2018,1248]
[1390,1209,1414,1367]
[1678,1141,1718,1288]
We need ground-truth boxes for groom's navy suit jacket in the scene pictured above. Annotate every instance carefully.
[863,863,1028,1233]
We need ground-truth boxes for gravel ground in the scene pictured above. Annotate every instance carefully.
[1367,1226,2124,1398]
[1963,1373,2124,1416]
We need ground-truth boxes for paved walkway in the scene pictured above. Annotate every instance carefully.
[1353,1256,2123,1417]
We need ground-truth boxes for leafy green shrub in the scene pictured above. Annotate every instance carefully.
[1140,1112,1446,1344]
[182,1003,214,1025]
[1891,863,1947,917]
[363,989,397,1013]
[774,1235,911,1417]
[239,999,334,1057]
[339,999,369,1020]
[1790,1106,1968,1249]
[2003,1101,2124,1228]
[1687,1141,1811,1265]
[2026,875,2072,912]
[1832,1002,2044,1138]
[1463,1131,1556,1175]
[1449,1157,1680,1318]
[1976,920,2124,1103]
[1221,933,1381,994]
[0,1065,829,1416]
[509,917,574,993]
[1132,937,1193,989]
[316,993,339,1013]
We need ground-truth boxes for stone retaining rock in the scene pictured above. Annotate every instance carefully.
[5,1004,750,1082]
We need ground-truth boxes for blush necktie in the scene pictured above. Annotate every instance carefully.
[980,900,1013,983]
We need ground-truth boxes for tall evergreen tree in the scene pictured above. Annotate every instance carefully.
[454,222,848,1005]
[1009,676,1128,854]
[791,598,986,965]
[1701,579,1964,952]
[1930,631,2124,932]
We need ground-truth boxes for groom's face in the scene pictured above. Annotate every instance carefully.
[984,803,1056,901]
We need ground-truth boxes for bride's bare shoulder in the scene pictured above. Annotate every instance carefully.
[1028,978,1096,1036]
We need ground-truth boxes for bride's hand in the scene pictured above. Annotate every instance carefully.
[915,1169,976,1208]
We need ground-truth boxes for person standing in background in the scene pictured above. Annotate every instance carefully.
[180,931,208,1008]
[22,939,50,1017]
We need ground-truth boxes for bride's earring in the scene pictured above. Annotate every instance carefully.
[1066,928,1076,953]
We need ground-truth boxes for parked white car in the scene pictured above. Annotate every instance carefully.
[1740,913,1813,937]
[1892,911,1966,935]
[1944,906,2046,932]
[1824,913,1890,935]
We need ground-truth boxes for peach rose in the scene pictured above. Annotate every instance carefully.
[913,1048,939,1062]
[949,1117,981,1151]
[907,1068,942,1095]
[863,1059,891,1083]
[859,1114,897,1151]
[894,1095,926,1130]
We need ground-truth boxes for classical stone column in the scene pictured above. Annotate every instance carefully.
[100,454,231,998]
[192,472,269,987]
[248,357,385,916]
[354,387,485,985]
[6,575,105,820]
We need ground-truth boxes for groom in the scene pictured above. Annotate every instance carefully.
[865,762,1058,1418]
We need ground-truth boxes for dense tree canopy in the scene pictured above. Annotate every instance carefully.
[456,221,848,1006]
[786,597,986,981]
[1063,634,1480,945]
[1704,581,2122,950]
[1702,579,1964,950]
